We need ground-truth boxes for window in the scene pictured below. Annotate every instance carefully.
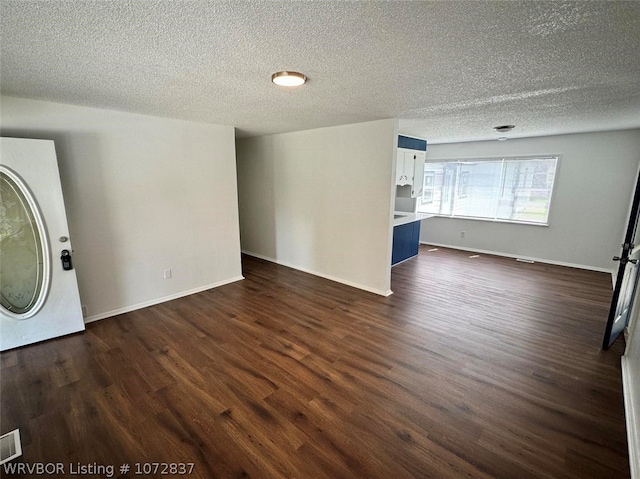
[417,156,558,225]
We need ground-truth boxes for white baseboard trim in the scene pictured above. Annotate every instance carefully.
[421,242,616,276]
[622,356,639,479]
[242,250,393,297]
[84,276,245,324]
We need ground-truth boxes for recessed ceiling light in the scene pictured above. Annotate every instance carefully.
[493,125,515,133]
[271,71,307,87]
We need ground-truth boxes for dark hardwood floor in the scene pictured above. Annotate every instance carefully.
[1,246,630,478]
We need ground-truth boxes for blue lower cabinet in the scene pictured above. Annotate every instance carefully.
[392,220,421,265]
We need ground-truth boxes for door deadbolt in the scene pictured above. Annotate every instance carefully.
[61,249,73,270]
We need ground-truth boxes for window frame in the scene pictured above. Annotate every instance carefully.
[417,154,560,226]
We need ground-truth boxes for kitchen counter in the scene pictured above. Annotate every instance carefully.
[393,211,434,227]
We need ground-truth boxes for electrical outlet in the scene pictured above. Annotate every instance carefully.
[163,269,172,279]
[460,231,466,238]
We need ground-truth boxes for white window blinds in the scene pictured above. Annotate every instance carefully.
[418,156,558,225]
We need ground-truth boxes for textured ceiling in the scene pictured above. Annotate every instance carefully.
[1,1,639,143]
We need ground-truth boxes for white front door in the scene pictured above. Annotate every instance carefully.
[1,137,85,351]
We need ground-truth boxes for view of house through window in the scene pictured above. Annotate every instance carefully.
[418,156,558,225]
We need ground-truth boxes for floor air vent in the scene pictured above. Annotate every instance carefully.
[0,429,22,464]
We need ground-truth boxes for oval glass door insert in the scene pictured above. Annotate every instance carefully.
[0,168,49,318]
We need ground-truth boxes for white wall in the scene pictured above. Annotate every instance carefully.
[0,96,243,321]
[421,130,640,271]
[236,119,398,295]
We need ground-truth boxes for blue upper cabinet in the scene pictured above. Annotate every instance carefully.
[398,135,427,151]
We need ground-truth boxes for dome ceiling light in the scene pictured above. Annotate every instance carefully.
[271,71,307,87]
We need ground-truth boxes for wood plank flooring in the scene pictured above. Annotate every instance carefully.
[0,246,630,478]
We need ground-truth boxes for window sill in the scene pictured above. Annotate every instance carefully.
[418,213,549,227]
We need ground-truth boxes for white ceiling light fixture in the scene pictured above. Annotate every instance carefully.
[271,71,307,87]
